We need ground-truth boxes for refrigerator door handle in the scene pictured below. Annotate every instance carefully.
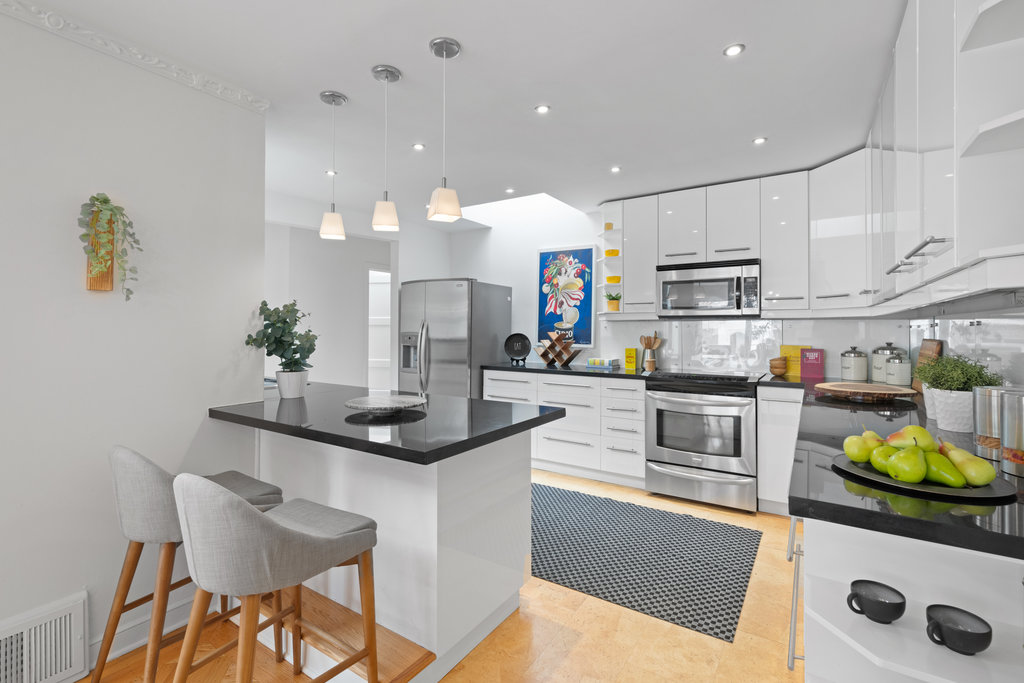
[422,321,431,393]
[417,320,426,393]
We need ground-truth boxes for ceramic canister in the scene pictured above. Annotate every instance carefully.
[841,346,868,381]
[885,354,913,387]
[872,342,905,383]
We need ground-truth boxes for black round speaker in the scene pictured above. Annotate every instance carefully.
[504,333,531,365]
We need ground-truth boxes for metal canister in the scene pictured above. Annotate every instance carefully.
[1000,391,1024,477]
[841,346,868,381]
[871,342,905,383]
[976,386,1024,449]
[885,354,912,386]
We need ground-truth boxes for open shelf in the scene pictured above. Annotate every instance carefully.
[595,282,622,289]
[961,108,1024,157]
[596,227,622,237]
[595,255,621,264]
[961,0,1024,52]
[806,576,1023,683]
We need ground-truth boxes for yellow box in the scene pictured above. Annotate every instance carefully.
[604,222,614,231]
[780,345,809,379]
[624,348,638,371]
[606,275,621,284]
[604,249,620,257]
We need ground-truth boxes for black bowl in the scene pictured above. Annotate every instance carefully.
[846,580,906,624]
[925,604,992,656]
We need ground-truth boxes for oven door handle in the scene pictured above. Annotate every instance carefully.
[646,461,755,484]
[646,391,753,408]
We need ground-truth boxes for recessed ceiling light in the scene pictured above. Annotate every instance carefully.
[723,43,745,57]
[412,143,425,151]
[534,104,551,114]
[610,166,621,173]
[780,221,787,225]
[771,195,780,200]
[665,210,673,215]
[753,137,767,145]
[944,173,954,177]
[325,169,337,176]
[692,229,699,233]
[505,188,515,194]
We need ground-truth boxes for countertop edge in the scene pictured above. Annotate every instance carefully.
[481,362,649,380]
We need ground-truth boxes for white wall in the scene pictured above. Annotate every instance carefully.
[0,15,264,661]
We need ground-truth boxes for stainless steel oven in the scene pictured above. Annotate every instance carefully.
[655,259,760,318]
[644,370,760,512]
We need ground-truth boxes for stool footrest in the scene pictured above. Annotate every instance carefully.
[159,602,241,649]
[122,575,193,612]
[188,602,294,674]
[309,647,370,683]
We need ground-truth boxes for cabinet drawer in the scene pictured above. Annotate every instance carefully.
[537,393,601,433]
[536,428,601,470]
[602,416,645,441]
[601,437,646,477]
[536,375,600,398]
[601,397,645,421]
[600,377,646,400]
[757,386,803,403]
[482,386,536,404]
[483,371,537,388]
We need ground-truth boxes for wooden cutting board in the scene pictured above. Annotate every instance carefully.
[913,338,943,392]
[815,382,918,402]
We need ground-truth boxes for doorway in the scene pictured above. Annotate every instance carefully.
[367,269,392,389]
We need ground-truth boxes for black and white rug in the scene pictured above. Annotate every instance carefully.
[531,484,763,642]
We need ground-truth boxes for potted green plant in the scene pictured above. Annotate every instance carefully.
[604,291,622,312]
[79,193,142,301]
[913,354,1003,432]
[245,300,318,398]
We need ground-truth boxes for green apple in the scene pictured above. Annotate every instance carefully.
[870,445,900,474]
[844,435,874,463]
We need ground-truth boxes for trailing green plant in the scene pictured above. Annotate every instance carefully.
[604,291,622,301]
[245,300,318,372]
[913,353,1003,392]
[78,193,142,301]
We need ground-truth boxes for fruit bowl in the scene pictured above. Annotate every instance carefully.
[831,455,1017,504]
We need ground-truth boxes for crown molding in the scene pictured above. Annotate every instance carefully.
[0,1,270,114]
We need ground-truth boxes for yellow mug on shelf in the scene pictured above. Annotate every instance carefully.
[606,276,621,284]
[604,249,620,257]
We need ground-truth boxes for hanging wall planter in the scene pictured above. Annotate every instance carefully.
[79,193,142,301]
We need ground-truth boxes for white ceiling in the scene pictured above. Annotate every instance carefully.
[37,0,907,224]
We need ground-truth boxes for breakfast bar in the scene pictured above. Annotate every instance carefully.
[209,383,564,682]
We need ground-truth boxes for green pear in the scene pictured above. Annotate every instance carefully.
[844,435,874,463]
[945,447,998,487]
[885,493,929,518]
[951,504,997,517]
[861,426,884,450]
[870,445,900,474]
[886,425,938,452]
[923,450,967,488]
[887,445,928,483]
[844,480,875,497]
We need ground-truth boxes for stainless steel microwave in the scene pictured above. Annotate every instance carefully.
[655,259,760,318]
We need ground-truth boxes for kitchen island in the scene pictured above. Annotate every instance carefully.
[210,383,564,682]
[789,388,1024,682]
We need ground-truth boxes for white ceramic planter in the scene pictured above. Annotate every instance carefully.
[921,383,936,419]
[276,370,309,399]
[930,389,974,433]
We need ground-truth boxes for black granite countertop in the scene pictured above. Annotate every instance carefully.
[789,384,1024,560]
[481,361,649,380]
[209,383,565,465]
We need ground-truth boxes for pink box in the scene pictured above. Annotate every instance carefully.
[800,348,825,378]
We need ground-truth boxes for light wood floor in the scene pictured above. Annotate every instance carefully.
[85,469,803,682]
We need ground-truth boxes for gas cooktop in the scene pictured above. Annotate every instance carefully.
[646,368,765,397]
[647,368,765,383]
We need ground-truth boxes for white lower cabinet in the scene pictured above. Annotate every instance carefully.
[600,437,645,478]
[535,428,602,470]
[757,385,804,515]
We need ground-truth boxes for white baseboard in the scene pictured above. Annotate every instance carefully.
[532,459,645,489]
[757,499,791,516]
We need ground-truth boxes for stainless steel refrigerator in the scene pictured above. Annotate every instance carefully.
[399,278,512,398]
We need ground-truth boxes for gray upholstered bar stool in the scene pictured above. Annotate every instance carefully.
[92,446,284,683]
[171,473,379,683]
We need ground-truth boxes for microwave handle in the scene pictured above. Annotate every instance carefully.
[736,277,742,309]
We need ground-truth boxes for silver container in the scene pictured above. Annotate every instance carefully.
[1001,391,1024,478]
[871,342,905,383]
[841,346,868,381]
[885,354,913,387]
[974,386,1009,440]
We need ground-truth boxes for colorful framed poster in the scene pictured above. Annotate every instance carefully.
[537,246,595,347]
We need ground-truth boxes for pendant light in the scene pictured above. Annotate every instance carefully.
[371,65,402,232]
[319,90,347,240]
[426,37,462,222]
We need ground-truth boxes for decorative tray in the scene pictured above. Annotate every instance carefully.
[344,395,426,415]
[831,455,1018,504]
[815,382,917,403]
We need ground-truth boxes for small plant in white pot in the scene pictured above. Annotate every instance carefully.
[245,300,317,399]
[913,354,1002,432]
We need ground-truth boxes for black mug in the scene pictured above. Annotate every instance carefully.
[846,580,906,624]
[925,605,992,656]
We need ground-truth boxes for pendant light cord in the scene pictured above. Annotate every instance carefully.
[330,99,337,211]
[384,77,389,201]
[441,44,447,187]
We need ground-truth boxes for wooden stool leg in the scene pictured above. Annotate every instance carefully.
[143,542,176,683]
[91,541,143,682]
[220,594,229,614]
[291,585,303,675]
[236,595,261,683]
[272,590,284,662]
[358,550,378,683]
[172,589,212,683]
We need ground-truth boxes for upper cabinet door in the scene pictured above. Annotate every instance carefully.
[658,187,706,265]
[707,179,761,260]
[760,172,809,310]
[809,149,870,309]
[894,0,923,294]
[621,196,658,312]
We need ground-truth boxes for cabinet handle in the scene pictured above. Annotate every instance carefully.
[607,446,638,454]
[814,293,850,299]
[904,235,952,260]
[664,251,698,257]
[607,426,639,434]
[542,435,593,447]
[606,407,639,413]
[542,381,593,388]
[858,289,879,295]
[485,394,528,402]
[624,301,655,305]
[488,377,531,384]
[713,247,752,253]
[543,400,593,408]
[885,260,913,275]
[763,296,805,301]
[606,387,639,392]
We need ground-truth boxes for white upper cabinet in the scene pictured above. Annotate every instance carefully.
[893,0,923,294]
[707,179,760,260]
[760,172,809,310]
[810,149,871,309]
[658,187,706,266]
[621,195,658,312]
